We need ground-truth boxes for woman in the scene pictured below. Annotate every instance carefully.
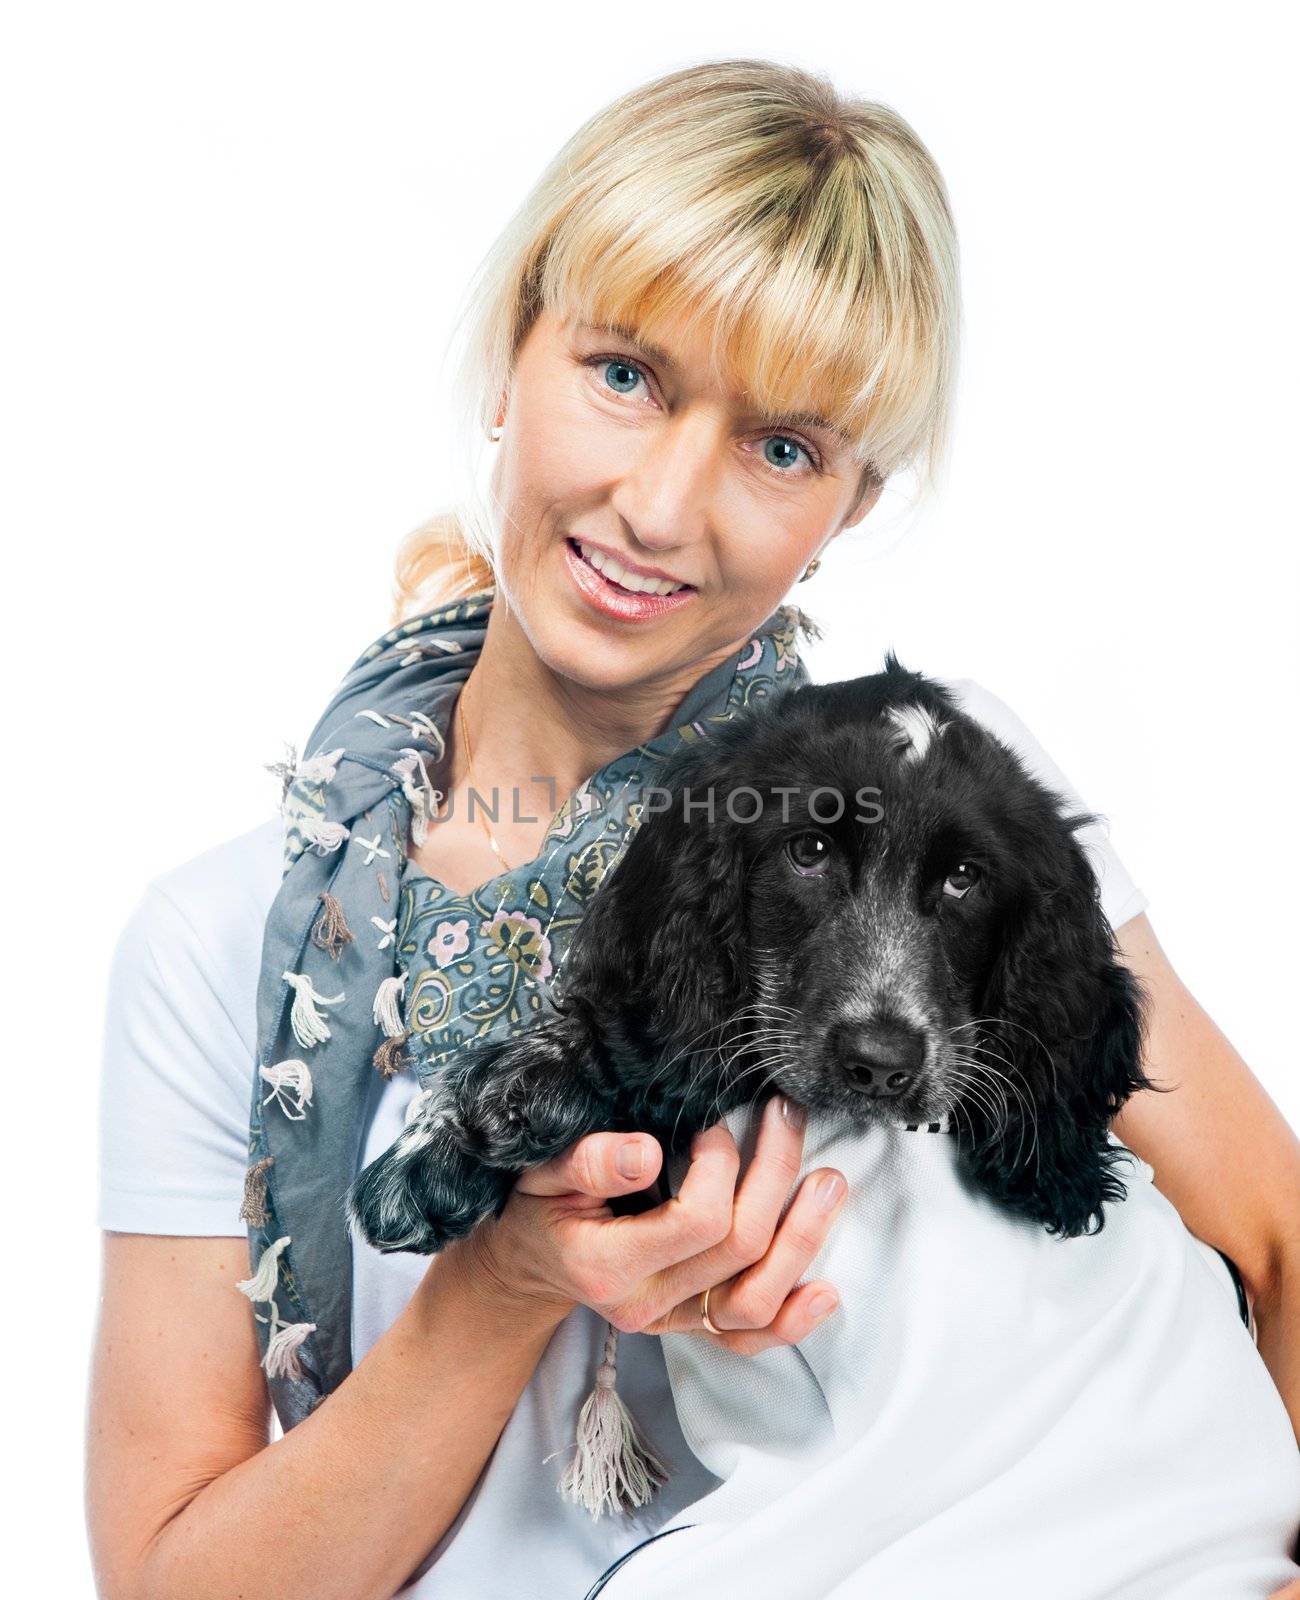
[87,59,1300,1599]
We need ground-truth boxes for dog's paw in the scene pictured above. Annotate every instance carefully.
[345,1096,511,1255]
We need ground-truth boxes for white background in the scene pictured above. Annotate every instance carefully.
[2,3,1296,1592]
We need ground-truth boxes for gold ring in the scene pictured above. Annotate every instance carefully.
[700,1285,722,1335]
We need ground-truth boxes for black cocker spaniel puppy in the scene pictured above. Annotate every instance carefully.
[347,654,1153,1255]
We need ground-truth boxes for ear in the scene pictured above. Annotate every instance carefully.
[957,826,1154,1238]
[838,462,884,531]
[562,737,753,1068]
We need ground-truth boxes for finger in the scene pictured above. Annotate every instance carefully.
[649,1095,805,1308]
[647,1150,845,1326]
[739,1093,808,1208]
[584,1121,741,1283]
[646,1277,840,1346]
[707,1166,846,1330]
[661,1164,845,1335]
[716,1279,842,1356]
[514,1130,663,1200]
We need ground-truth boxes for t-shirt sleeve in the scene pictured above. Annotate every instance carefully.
[96,820,282,1235]
[940,678,1149,934]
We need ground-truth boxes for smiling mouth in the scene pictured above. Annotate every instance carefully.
[566,537,694,597]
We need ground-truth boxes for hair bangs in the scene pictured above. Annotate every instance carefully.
[536,150,946,483]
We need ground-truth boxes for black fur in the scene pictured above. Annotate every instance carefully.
[347,655,1154,1254]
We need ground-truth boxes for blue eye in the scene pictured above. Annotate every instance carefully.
[764,436,807,472]
[585,352,821,476]
[601,359,642,395]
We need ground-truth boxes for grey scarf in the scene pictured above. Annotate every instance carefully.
[236,583,812,1490]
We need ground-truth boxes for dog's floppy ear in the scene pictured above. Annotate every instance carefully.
[959,816,1154,1238]
[563,735,753,1060]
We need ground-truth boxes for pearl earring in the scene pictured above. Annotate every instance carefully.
[799,556,822,583]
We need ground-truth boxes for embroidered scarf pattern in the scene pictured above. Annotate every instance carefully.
[239,583,813,1455]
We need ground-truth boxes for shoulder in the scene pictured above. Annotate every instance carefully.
[98,816,285,1235]
[935,675,1093,802]
[137,814,284,962]
[108,815,284,1060]
[148,812,284,919]
[933,676,1149,934]
[937,677,1063,764]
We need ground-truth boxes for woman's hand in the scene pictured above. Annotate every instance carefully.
[458,1094,847,1356]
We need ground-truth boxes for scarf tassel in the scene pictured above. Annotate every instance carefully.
[373,1031,411,1080]
[392,748,442,849]
[235,1234,317,1381]
[372,972,408,1037]
[297,815,351,856]
[260,1058,314,1120]
[236,1234,292,1302]
[263,1319,318,1380]
[295,747,346,785]
[239,1154,275,1227]
[282,970,344,1049]
[267,743,348,798]
[553,1323,669,1519]
[311,891,355,960]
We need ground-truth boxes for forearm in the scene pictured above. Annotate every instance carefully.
[1253,1247,1300,1447]
[135,1244,568,1600]
[1110,917,1300,1448]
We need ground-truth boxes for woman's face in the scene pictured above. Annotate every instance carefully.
[488,305,880,703]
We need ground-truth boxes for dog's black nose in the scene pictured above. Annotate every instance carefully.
[833,1018,926,1098]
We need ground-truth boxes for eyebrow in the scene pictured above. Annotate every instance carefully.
[577,320,853,444]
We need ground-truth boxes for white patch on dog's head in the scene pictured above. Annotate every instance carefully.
[882,702,949,764]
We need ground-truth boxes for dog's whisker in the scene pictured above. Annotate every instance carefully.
[641,998,799,1100]
[950,1039,1039,1129]
[945,1056,1023,1151]
[950,1051,1019,1135]
[639,1013,752,1098]
[948,1047,1040,1177]
[948,1017,1061,1118]
[943,1063,1006,1141]
[948,1051,1026,1160]
[958,1046,1040,1158]
[945,1088,981,1146]
[668,1050,731,1149]
[718,1024,797,1053]
[704,1055,793,1131]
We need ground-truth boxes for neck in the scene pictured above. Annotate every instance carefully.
[455,602,742,836]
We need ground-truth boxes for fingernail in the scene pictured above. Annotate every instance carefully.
[780,1096,807,1131]
[808,1291,839,1321]
[815,1173,845,1212]
[617,1141,644,1179]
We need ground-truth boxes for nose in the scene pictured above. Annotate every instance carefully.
[832,1018,926,1099]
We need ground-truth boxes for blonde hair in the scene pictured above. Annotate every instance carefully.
[392,57,960,623]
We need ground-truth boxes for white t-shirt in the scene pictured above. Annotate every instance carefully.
[96,679,1153,1598]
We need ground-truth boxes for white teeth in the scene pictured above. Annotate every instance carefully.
[576,540,686,596]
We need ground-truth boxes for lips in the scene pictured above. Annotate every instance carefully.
[569,537,689,594]
[562,537,698,623]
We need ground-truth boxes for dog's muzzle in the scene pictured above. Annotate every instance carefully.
[829,1016,927,1100]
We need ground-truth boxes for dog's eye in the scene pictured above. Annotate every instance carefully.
[943,862,981,900]
[785,831,831,877]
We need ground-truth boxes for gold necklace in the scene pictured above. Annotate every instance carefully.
[456,681,514,874]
